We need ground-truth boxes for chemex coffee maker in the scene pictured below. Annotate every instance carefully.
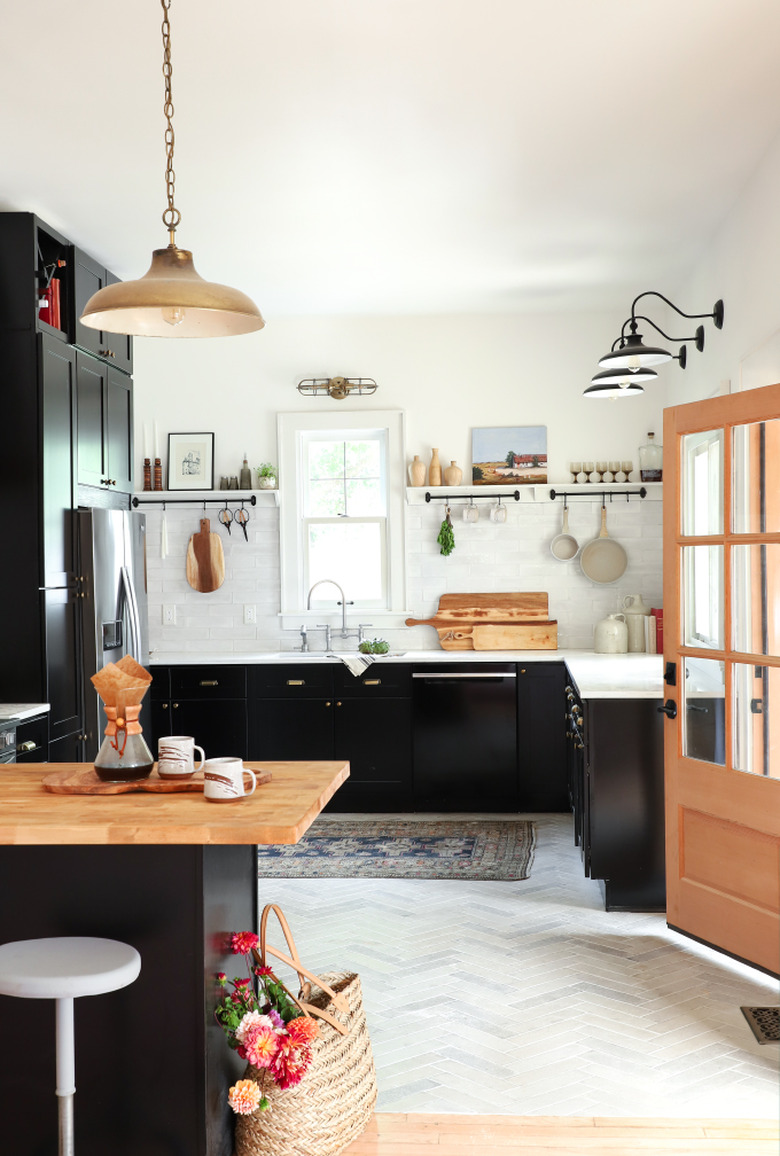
[90,656,153,782]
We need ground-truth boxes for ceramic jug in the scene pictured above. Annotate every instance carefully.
[408,455,426,486]
[623,593,651,652]
[594,613,628,654]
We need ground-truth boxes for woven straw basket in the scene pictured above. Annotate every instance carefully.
[235,970,377,1156]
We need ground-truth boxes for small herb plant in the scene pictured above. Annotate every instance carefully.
[437,511,455,556]
[255,462,277,479]
[358,638,389,654]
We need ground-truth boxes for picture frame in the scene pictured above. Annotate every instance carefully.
[167,432,215,490]
[471,425,548,485]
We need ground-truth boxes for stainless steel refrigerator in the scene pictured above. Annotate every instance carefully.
[78,508,148,757]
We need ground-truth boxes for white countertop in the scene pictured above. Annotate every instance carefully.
[148,650,664,699]
[0,703,50,722]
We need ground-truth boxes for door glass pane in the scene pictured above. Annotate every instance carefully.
[682,429,724,535]
[732,419,780,534]
[683,657,725,765]
[682,545,723,649]
[732,544,780,656]
[307,521,385,601]
[733,661,779,778]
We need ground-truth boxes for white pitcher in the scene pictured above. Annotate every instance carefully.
[622,593,651,652]
[594,613,628,654]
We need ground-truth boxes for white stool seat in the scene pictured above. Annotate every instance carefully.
[0,937,141,1000]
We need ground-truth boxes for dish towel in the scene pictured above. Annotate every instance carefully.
[329,653,374,678]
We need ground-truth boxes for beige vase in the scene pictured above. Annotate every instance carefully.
[408,455,426,486]
[444,460,462,486]
[429,448,442,487]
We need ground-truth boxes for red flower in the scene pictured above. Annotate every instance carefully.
[234,977,251,988]
[216,972,227,985]
[286,1017,319,1044]
[231,931,260,956]
[270,1038,313,1089]
[254,965,274,977]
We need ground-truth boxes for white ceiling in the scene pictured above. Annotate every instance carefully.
[4,0,780,319]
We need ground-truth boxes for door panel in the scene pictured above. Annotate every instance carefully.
[663,382,780,975]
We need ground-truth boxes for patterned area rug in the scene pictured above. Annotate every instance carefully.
[257,819,536,880]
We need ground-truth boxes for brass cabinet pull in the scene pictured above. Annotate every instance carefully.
[364,679,381,686]
[17,740,37,752]
[287,679,305,686]
[199,679,219,686]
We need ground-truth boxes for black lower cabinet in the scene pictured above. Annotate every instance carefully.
[14,713,49,762]
[148,665,248,760]
[517,663,569,811]
[249,664,413,811]
[579,697,666,911]
[412,664,518,811]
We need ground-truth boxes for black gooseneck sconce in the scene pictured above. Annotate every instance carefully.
[585,291,724,399]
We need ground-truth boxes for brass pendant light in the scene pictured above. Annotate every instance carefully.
[80,0,264,338]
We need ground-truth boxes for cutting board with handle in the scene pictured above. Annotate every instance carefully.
[435,621,558,650]
[42,767,273,795]
[406,592,549,628]
[186,518,225,592]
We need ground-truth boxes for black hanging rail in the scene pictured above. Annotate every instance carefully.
[424,490,521,503]
[549,487,647,501]
[131,494,257,507]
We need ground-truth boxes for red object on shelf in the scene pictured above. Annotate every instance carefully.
[50,276,61,329]
[38,285,54,325]
[652,608,663,655]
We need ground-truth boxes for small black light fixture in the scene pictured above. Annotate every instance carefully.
[583,379,647,399]
[597,292,723,373]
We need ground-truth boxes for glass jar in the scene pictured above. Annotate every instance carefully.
[94,705,154,783]
[639,432,663,482]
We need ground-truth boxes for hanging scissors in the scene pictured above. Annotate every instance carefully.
[218,503,233,536]
[235,503,250,542]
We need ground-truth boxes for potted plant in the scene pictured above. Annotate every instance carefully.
[255,462,278,490]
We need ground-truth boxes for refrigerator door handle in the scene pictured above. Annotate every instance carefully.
[121,565,142,659]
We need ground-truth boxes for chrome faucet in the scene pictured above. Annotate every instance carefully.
[306,579,354,638]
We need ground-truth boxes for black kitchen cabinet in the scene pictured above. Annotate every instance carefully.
[15,713,49,762]
[73,249,133,373]
[249,664,413,811]
[516,662,569,811]
[76,351,134,494]
[0,213,72,342]
[572,694,666,911]
[412,663,518,811]
[149,665,249,760]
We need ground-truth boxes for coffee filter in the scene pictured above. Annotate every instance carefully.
[91,657,152,708]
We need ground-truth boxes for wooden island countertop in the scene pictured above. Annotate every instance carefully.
[0,760,349,845]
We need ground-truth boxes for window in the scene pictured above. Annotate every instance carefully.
[278,410,407,624]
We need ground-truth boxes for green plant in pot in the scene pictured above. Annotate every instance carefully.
[358,638,389,655]
[255,462,277,489]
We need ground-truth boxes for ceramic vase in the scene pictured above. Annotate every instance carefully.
[429,448,442,486]
[408,455,426,486]
[444,460,463,486]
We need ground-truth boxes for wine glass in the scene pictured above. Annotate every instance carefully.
[583,461,594,483]
[622,459,634,482]
[570,461,582,484]
[607,459,620,483]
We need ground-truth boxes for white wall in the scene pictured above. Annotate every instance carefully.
[668,126,780,404]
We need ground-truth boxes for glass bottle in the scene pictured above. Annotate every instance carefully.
[94,704,154,782]
[239,454,252,490]
[639,432,663,482]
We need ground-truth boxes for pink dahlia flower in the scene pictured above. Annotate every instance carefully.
[231,931,259,956]
[244,1024,279,1070]
[235,1011,275,1045]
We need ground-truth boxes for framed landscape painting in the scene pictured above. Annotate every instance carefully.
[471,426,547,485]
[167,432,215,490]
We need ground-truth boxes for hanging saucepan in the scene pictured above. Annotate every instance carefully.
[580,500,627,584]
[550,496,579,560]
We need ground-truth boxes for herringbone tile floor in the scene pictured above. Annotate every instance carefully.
[259,814,779,1117]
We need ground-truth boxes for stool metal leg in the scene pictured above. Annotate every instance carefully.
[55,997,76,1156]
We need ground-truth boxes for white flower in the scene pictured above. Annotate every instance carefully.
[235,1012,274,1044]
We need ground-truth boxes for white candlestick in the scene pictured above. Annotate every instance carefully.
[154,422,160,459]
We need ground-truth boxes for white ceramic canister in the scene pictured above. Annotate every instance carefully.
[594,612,628,654]
[622,593,651,653]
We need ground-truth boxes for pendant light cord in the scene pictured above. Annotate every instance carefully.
[161,0,181,244]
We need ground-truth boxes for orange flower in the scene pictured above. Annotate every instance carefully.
[228,1079,261,1115]
[286,1016,319,1044]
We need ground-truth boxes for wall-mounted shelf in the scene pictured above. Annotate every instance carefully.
[406,482,663,504]
[132,488,280,507]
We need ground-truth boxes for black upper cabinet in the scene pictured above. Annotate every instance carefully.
[73,250,133,373]
[0,213,72,342]
[75,352,134,494]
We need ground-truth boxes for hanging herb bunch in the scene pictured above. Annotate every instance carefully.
[437,507,455,556]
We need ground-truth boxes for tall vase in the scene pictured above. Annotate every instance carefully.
[408,455,426,486]
[429,448,442,487]
[444,460,462,486]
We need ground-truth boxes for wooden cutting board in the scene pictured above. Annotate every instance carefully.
[186,518,225,592]
[435,621,558,650]
[406,592,549,628]
[42,767,273,795]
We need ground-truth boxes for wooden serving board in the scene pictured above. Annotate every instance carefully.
[436,621,558,650]
[186,518,225,593]
[406,592,549,628]
[42,767,273,796]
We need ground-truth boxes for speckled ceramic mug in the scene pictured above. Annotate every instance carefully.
[157,735,205,779]
[203,757,257,802]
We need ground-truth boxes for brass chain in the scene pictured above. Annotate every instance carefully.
[160,0,181,238]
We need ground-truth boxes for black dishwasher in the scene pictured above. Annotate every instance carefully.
[412,663,518,811]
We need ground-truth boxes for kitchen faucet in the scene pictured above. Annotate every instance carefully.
[306,579,354,638]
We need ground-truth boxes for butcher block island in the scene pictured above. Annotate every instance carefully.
[0,760,349,1156]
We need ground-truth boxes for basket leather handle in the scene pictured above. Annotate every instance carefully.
[254,903,350,1035]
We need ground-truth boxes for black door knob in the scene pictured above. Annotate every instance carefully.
[658,699,677,719]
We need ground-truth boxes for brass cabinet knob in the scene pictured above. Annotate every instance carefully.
[325,701,332,707]
[172,702,179,709]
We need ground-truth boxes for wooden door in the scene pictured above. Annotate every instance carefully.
[663,382,780,974]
